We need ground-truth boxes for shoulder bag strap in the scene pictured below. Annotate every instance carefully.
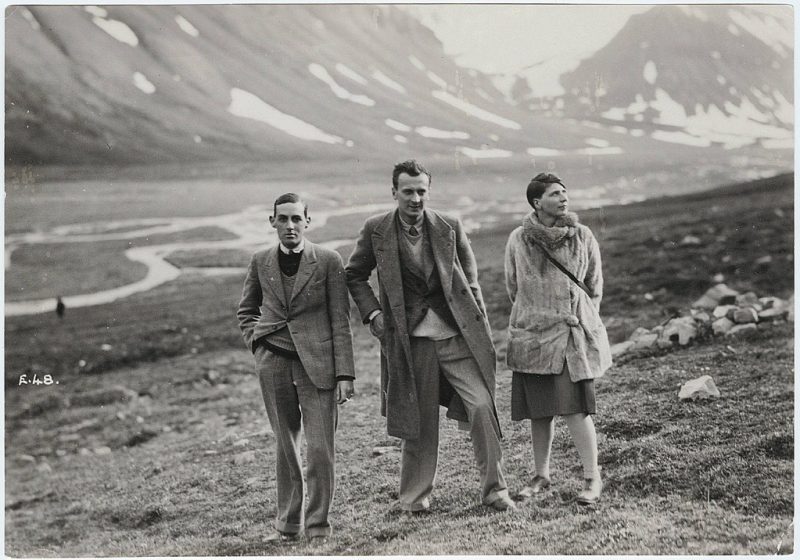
[537,244,594,298]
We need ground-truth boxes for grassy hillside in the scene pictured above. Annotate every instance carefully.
[4,174,794,555]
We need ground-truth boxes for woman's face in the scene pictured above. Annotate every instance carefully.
[535,183,569,220]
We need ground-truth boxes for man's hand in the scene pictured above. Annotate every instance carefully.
[369,312,385,338]
[336,380,355,405]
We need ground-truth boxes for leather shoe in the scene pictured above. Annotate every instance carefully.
[262,530,299,543]
[308,535,329,546]
[487,494,517,511]
[576,477,602,505]
[518,475,551,498]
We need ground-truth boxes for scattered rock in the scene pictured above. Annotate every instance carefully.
[70,385,138,408]
[93,446,113,455]
[726,324,758,337]
[162,426,172,433]
[736,292,761,308]
[205,370,221,384]
[100,344,113,351]
[372,446,401,457]
[126,429,159,447]
[232,451,257,465]
[36,462,53,474]
[233,438,250,447]
[733,308,759,324]
[755,255,773,265]
[611,340,635,358]
[679,375,720,401]
[690,310,710,323]
[78,448,92,456]
[631,332,658,351]
[18,394,65,418]
[66,501,85,514]
[16,454,36,464]
[680,235,701,246]
[659,316,698,346]
[712,273,725,283]
[55,449,67,457]
[712,317,735,335]
[57,433,81,443]
[693,283,739,309]
[760,307,788,321]
[644,293,654,301]
[713,305,737,318]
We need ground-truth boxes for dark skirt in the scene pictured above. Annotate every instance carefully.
[511,362,596,421]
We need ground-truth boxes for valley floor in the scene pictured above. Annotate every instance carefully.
[5,320,793,556]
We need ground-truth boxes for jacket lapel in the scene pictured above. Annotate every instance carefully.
[261,247,286,305]
[427,210,455,298]
[289,242,318,303]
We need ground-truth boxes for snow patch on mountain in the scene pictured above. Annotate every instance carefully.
[175,15,199,37]
[84,6,107,18]
[728,8,792,58]
[409,55,426,71]
[393,135,408,144]
[92,17,139,47]
[643,61,657,85]
[652,130,711,147]
[427,71,448,89]
[432,90,521,130]
[385,119,411,132]
[371,70,406,94]
[308,63,375,107]
[415,126,469,140]
[527,147,564,156]
[336,63,368,85]
[21,7,40,30]
[458,147,512,159]
[133,72,155,94]
[228,88,344,145]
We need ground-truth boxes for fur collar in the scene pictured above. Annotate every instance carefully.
[522,211,579,249]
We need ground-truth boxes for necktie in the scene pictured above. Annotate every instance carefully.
[409,226,419,237]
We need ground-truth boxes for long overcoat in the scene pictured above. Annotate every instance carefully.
[346,209,498,440]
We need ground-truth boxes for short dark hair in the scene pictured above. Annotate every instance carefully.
[392,159,431,190]
[526,173,565,208]
[272,192,308,217]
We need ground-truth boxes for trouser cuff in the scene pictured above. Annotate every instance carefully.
[275,519,302,535]
[305,525,333,538]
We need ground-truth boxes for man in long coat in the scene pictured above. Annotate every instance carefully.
[345,160,514,512]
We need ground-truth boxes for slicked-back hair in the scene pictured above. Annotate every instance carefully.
[272,192,308,218]
[392,159,431,190]
[526,173,565,208]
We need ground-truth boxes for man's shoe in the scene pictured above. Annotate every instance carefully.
[487,495,517,511]
[576,477,602,505]
[308,535,329,546]
[262,530,299,543]
[518,475,551,498]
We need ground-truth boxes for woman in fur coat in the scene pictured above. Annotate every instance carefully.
[504,172,612,505]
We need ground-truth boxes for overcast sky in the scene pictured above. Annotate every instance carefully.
[403,5,652,74]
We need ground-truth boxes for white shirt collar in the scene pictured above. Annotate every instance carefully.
[279,240,305,254]
[398,214,424,233]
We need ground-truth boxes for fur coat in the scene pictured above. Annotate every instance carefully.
[504,211,612,381]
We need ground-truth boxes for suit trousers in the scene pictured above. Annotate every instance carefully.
[399,335,508,511]
[256,348,337,537]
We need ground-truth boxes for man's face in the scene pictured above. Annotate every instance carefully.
[534,183,569,221]
[269,201,309,249]
[393,172,430,224]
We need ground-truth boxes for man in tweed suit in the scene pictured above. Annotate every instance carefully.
[237,193,355,544]
[345,160,514,513]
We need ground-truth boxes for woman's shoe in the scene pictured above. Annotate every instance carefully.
[518,475,551,498]
[576,477,602,505]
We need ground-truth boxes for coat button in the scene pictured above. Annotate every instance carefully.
[566,315,580,327]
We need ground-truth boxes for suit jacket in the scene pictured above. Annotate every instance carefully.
[237,241,355,390]
[346,209,498,440]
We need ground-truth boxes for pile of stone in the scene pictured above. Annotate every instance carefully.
[612,283,793,359]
